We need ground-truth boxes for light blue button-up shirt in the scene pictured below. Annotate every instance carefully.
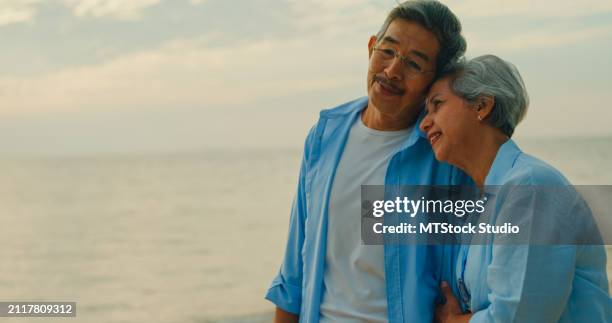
[265,97,471,322]
[457,139,612,322]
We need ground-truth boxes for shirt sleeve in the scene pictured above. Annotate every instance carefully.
[264,127,315,315]
[470,186,577,323]
[470,245,576,323]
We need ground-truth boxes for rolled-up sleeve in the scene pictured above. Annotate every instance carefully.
[265,128,314,315]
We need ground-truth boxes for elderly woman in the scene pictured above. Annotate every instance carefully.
[420,55,612,322]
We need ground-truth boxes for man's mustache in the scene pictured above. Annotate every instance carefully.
[373,74,404,94]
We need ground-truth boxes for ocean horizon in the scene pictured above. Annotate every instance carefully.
[0,136,610,322]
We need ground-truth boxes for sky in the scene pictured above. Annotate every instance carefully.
[1,0,611,156]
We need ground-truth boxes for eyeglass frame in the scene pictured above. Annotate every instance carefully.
[371,44,436,79]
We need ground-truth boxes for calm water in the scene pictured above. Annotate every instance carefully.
[0,137,610,322]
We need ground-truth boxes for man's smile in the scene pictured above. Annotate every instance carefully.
[373,75,405,96]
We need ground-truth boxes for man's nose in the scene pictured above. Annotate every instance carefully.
[384,57,404,81]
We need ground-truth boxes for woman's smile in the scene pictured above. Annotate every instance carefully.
[428,131,442,146]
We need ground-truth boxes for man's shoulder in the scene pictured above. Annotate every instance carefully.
[318,96,368,119]
[303,96,368,145]
[300,97,368,162]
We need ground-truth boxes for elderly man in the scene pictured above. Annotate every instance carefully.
[266,1,470,322]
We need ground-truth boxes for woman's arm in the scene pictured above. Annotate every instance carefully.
[473,245,575,322]
[471,187,577,322]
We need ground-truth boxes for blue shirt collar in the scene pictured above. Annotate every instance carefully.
[397,108,428,150]
[484,139,522,185]
[320,96,427,151]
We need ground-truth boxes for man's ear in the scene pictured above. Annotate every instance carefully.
[476,95,495,120]
[368,36,377,58]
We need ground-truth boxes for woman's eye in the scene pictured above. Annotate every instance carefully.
[433,100,444,111]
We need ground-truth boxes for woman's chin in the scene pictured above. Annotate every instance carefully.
[432,146,449,163]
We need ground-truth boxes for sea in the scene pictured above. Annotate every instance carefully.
[0,137,610,322]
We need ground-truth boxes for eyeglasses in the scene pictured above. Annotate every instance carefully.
[372,45,435,79]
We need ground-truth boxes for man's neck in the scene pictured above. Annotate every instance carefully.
[361,104,419,131]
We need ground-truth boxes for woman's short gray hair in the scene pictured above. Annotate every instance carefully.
[446,55,529,137]
[376,0,466,77]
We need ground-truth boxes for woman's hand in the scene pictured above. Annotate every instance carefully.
[434,281,472,323]
[273,307,299,323]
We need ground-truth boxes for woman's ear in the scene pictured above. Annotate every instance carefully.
[476,95,494,121]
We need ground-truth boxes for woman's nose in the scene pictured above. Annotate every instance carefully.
[420,114,432,133]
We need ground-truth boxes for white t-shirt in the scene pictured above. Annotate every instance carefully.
[320,115,412,322]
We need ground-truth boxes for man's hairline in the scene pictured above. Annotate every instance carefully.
[375,17,441,69]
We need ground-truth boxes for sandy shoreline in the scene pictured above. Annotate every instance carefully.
[205,312,273,323]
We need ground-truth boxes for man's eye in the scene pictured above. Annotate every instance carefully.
[405,59,423,72]
[381,49,395,57]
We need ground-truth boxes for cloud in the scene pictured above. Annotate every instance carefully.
[1,1,610,117]
[284,0,612,53]
[0,0,165,27]
[63,0,162,20]
[447,0,612,18]
[287,0,390,38]
[0,32,363,115]
[499,25,612,51]
[0,0,41,26]
[465,25,612,54]
[287,0,612,26]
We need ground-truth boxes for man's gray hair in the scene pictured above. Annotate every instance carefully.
[376,0,466,77]
[447,55,529,138]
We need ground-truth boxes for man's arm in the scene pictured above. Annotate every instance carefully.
[265,126,316,319]
[264,157,307,315]
[273,307,299,323]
